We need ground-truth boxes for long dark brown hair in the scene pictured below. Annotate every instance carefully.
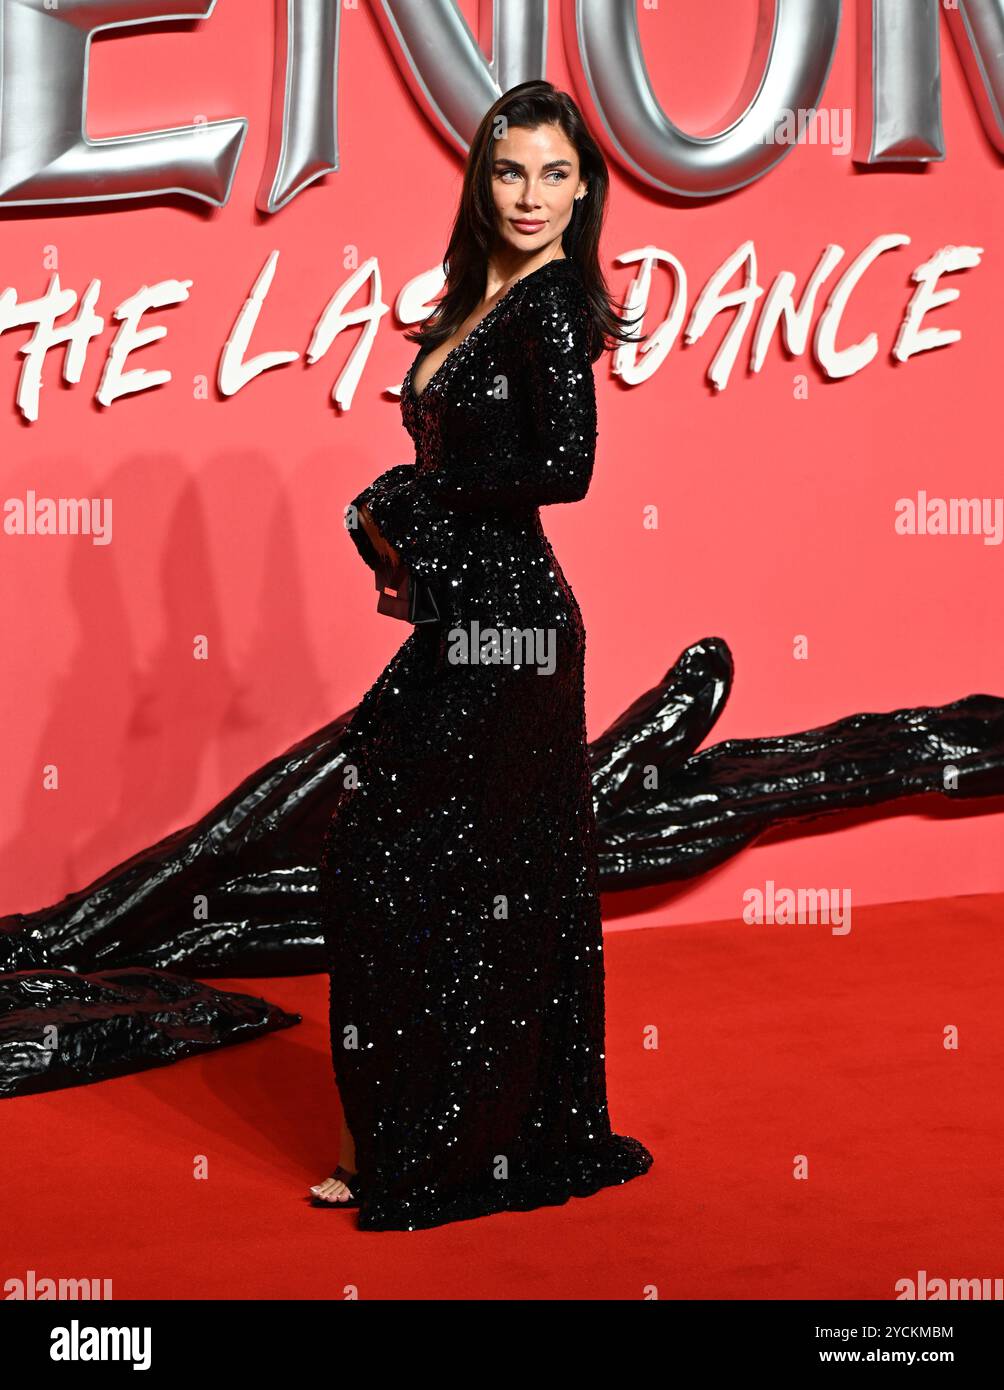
[405,80,644,363]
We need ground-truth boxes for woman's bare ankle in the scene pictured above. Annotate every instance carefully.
[339,1115,357,1172]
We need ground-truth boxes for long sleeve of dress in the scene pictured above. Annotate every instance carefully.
[416,272,597,512]
[343,462,415,574]
[345,461,459,586]
[350,270,597,584]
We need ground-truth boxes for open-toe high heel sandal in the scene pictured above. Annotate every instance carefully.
[309,1164,363,1209]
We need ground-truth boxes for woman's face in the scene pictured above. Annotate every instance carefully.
[490,122,587,257]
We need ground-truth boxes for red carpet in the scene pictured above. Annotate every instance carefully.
[4,892,1000,1300]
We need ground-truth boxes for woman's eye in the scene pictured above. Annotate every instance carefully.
[496,170,568,183]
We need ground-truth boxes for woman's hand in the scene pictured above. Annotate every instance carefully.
[359,503,403,571]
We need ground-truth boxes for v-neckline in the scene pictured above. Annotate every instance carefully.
[407,257,570,403]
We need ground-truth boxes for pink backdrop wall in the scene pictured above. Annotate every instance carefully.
[2,1,1001,932]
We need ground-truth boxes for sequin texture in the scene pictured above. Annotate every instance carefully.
[318,257,653,1231]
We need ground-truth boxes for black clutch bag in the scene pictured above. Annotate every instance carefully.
[374,559,440,624]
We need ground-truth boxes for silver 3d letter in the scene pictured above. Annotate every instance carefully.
[0,0,246,208]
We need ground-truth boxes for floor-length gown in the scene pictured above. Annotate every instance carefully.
[318,255,653,1231]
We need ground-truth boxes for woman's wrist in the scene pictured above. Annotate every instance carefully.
[359,503,402,568]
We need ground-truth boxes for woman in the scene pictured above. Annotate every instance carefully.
[311,81,653,1230]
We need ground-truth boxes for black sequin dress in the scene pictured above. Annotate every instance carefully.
[318,256,653,1230]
